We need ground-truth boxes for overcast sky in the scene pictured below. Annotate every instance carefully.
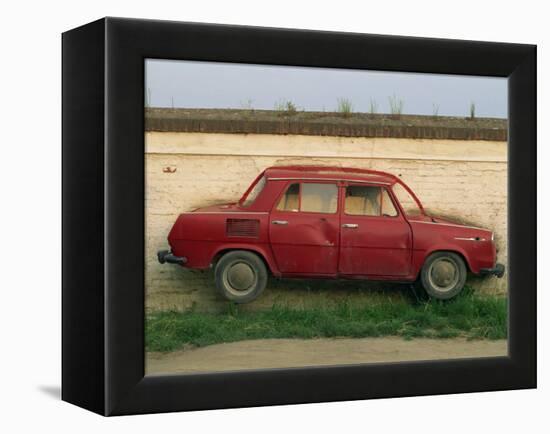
[145,59,507,118]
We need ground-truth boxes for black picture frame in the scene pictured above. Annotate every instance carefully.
[62,17,536,416]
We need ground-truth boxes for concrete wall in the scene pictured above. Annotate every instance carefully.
[145,131,508,312]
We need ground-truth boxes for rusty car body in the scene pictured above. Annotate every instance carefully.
[158,166,504,302]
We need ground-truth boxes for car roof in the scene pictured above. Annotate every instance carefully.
[263,166,399,185]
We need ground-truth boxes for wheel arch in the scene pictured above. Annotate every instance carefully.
[422,248,472,273]
[211,244,280,276]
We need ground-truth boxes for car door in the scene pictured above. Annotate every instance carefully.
[339,183,412,276]
[269,181,340,275]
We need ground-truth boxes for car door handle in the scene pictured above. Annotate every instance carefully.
[342,223,359,228]
[272,220,288,225]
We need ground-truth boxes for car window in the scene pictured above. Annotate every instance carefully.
[392,183,422,217]
[301,183,338,213]
[381,188,398,216]
[276,182,338,213]
[345,185,397,217]
[276,183,300,211]
[241,175,266,207]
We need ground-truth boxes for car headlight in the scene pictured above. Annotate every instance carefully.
[491,232,495,242]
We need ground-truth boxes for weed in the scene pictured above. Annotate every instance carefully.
[240,98,254,111]
[145,88,152,108]
[369,98,378,116]
[389,94,404,117]
[274,99,298,115]
[336,98,353,116]
[469,101,476,119]
[432,103,440,118]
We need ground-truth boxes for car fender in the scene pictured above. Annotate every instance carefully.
[421,243,476,273]
[211,243,281,276]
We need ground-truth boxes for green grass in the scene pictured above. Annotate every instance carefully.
[389,94,404,116]
[336,98,353,116]
[274,99,298,115]
[470,101,476,119]
[146,289,507,352]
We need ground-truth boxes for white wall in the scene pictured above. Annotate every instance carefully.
[146,132,508,311]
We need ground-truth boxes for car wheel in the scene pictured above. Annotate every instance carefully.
[214,251,268,303]
[420,252,467,300]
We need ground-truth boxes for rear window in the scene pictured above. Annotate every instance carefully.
[276,182,338,214]
[345,186,398,217]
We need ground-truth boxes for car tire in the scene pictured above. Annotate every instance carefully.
[214,250,268,303]
[420,251,467,300]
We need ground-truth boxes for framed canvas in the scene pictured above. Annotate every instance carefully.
[62,17,536,416]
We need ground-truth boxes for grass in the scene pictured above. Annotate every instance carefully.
[389,94,404,116]
[336,98,353,116]
[369,98,378,116]
[239,98,254,110]
[146,288,507,352]
[432,103,440,118]
[274,99,298,115]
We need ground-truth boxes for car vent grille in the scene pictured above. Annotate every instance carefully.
[226,219,260,238]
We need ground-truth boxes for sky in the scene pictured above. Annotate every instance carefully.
[145,59,508,118]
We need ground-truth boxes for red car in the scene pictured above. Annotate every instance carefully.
[158,166,504,302]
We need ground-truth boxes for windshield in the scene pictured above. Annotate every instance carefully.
[241,175,267,207]
[392,183,423,217]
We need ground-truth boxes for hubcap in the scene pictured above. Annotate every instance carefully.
[226,262,255,291]
[428,258,459,292]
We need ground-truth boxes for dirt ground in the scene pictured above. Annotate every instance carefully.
[146,337,508,375]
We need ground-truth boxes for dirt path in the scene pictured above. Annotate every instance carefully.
[146,337,507,375]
